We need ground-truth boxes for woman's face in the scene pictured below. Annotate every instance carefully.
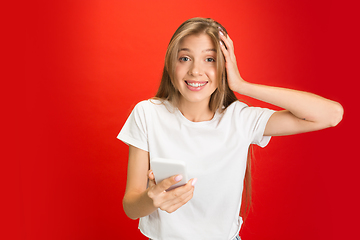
[174,33,218,106]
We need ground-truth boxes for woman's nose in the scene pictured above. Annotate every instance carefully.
[188,61,203,76]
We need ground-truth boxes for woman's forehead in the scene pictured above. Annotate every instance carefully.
[178,34,216,52]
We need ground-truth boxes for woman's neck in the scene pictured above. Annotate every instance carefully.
[178,100,215,122]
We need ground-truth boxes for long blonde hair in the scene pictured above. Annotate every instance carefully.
[155,17,252,219]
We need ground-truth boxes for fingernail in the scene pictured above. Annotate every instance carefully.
[191,178,198,186]
[219,30,224,36]
[175,175,183,182]
[220,40,224,46]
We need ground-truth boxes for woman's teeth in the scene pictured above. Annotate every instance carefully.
[186,82,207,87]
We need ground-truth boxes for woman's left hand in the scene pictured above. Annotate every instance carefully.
[219,29,246,93]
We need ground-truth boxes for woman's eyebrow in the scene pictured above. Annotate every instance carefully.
[204,48,217,52]
[178,48,217,52]
[178,48,190,52]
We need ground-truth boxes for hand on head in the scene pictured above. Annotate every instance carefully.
[218,28,246,93]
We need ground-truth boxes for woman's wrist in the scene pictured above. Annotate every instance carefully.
[232,79,250,96]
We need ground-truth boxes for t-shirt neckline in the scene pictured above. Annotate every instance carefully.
[175,107,220,126]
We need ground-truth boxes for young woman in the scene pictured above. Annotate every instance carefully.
[118,17,343,240]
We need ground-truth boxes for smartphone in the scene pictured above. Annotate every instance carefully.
[150,157,188,191]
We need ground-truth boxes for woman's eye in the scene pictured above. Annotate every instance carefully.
[179,57,190,62]
[206,58,215,62]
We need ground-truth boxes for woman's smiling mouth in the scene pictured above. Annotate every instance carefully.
[185,81,208,90]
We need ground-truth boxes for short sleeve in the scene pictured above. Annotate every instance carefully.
[117,101,149,152]
[237,104,275,148]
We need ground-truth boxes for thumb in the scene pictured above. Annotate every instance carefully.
[155,175,183,194]
[148,170,156,188]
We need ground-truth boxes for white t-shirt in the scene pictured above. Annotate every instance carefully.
[118,99,275,240]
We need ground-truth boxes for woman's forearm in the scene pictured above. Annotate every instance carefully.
[123,189,157,220]
[235,81,343,127]
[219,31,343,129]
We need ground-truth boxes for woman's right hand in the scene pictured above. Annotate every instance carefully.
[147,170,197,213]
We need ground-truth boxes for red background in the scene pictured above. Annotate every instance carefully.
[8,0,359,239]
